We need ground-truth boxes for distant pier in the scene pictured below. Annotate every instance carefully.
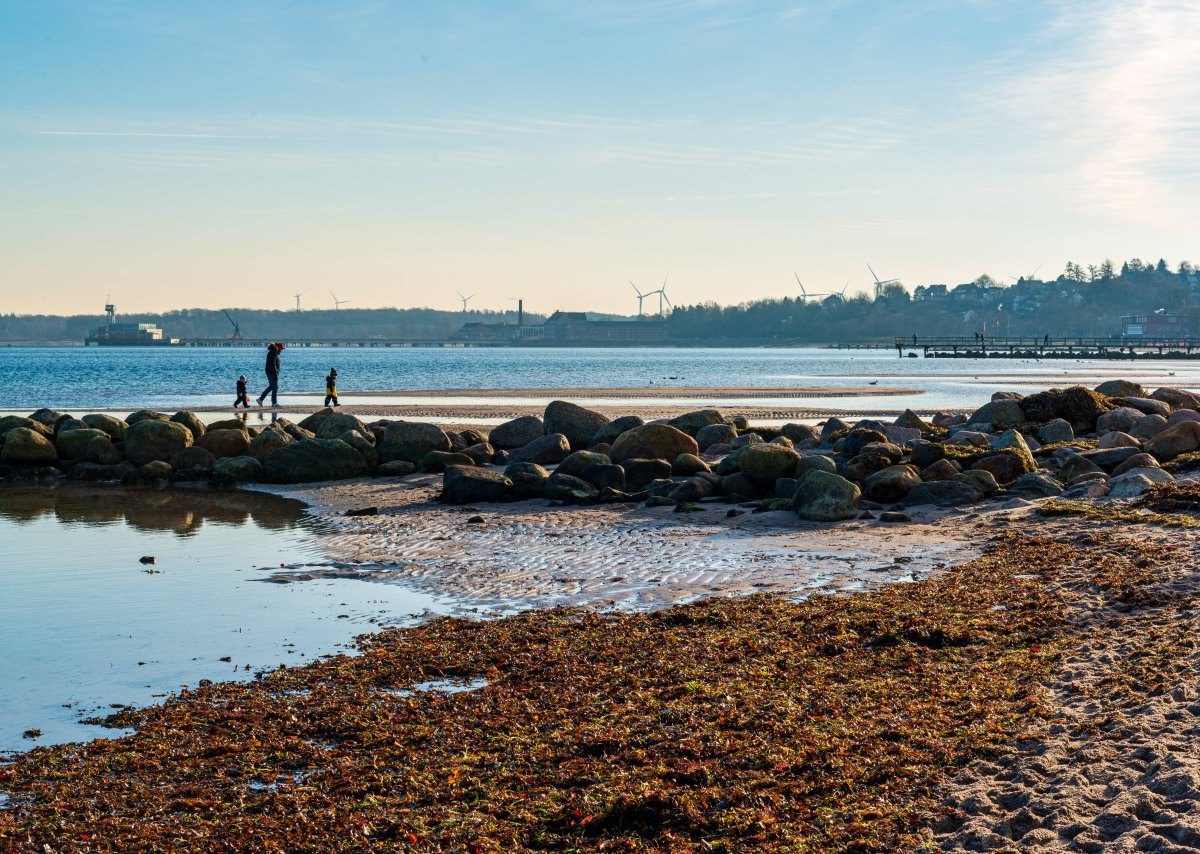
[891,336,1200,359]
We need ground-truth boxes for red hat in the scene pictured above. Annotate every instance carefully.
[276,342,286,351]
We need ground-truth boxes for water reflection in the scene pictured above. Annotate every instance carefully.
[0,486,306,535]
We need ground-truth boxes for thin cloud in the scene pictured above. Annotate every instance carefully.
[35,131,264,139]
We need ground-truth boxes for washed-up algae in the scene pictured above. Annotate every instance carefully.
[1036,498,1200,528]
[0,533,1174,852]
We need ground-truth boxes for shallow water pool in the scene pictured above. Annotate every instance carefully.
[0,486,448,754]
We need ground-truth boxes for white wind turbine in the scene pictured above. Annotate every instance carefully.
[457,291,476,312]
[867,263,901,299]
[293,290,308,311]
[330,290,351,310]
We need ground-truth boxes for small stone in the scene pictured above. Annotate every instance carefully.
[467,514,485,523]
[345,506,379,516]
[879,511,911,523]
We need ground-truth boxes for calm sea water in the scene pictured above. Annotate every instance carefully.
[0,346,1194,413]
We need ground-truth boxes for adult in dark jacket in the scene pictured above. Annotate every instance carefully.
[257,342,284,406]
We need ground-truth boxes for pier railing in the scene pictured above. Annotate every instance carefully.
[891,336,1200,359]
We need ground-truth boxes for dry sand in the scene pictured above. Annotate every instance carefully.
[350,385,920,398]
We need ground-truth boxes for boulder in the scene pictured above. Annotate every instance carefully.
[1096,407,1143,435]
[420,451,476,473]
[780,423,819,445]
[1097,431,1140,449]
[376,460,418,477]
[720,472,762,500]
[894,409,931,431]
[298,408,335,433]
[53,416,87,436]
[127,410,168,426]
[1036,418,1074,445]
[1,427,57,465]
[28,408,64,427]
[508,433,572,466]
[1020,386,1113,432]
[730,433,763,449]
[921,458,960,481]
[696,423,738,451]
[580,463,626,491]
[0,416,51,439]
[1108,473,1156,498]
[902,480,983,507]
[211,455,263,484]
[249,427,293,462]
[282,422,316,442]
[1167,409,1200,426]
[992,429,1037,466]
[991,391,1024,401]
[197,428,251,459]
[488,416,546,450]
[504,462,550,498]
[820,417,851,442]
[1111,453,1160,477]
[1120,397,1170,417]
[672,453,710,476]
[81,414,127,441]
[1080,446,1142,469]
[1059,480,1111,500]
[545,472,600,503]
[609,424,699,464]
[791,470,861,521]
[544,401,610,451]
[1150,387,1200,411]
[909,440,946,468]
[621,458,674,491]
[972,452,1033,485]
[339,430,379,471]
[1010,472,1064,498]
[1095,379,1146,398]
[1131,414,1169,440]
[460,442,496,466]
[668,477,715,503]
[170,446,215,471]
[263,439,369,483]
[838,428,888,458]
[124,419,193,466]
[967,399,1025,430]
[70,461,135,482]
[556,450,612,479]
[1057,453,1104,482]
[1145,421,1200,462]
[863,465,921,502]
[667,409,724,437]
[378,422,451,464]
[1122,466,1173,484]
[953,469,999,496]
[737,444,801,485]
[136,460,174,482]
[86,435,125,465]
[795,455,837,479]
[315,412,370,441]
[442,466,513,504]
[169,411,206,441]
[590,415,645,448]
[56,428,109,461]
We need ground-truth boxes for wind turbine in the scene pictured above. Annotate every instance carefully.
[330,290,351,310]
[867,263,901,299]
[794,272,831,302]
[630,281,648,316]
[1008,263,1045,283]
[293,290,307,312]
[656,286,672,317]
[457,291,476,312]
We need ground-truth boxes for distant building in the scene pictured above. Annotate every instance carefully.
[85,303,174,346]
[542,311,668,344]
[1119,311,1194,338]
[913,284,949,302]
[450,322,544,343]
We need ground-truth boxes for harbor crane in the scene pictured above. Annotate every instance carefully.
[222,309,244,341]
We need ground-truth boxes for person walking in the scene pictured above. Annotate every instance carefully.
[257,342,284,407]
[234,374,250,408]
[324,368,339,407]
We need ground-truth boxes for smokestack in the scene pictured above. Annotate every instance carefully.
[518,299,523,327]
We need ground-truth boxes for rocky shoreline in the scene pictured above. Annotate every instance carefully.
[2,381,1198,521]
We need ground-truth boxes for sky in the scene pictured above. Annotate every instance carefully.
[2,0,1200,316]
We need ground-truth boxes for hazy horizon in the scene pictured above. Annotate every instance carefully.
[4,1,1199,316]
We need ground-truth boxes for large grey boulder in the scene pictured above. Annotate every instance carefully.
[1095,379,1146,398]
[249,427,293,462]
[1150,387,1200,411]
[667,409,724,437]
[696,423,738,451]
[967,399,1025,430]
[556,450,611,479]
[212,455,263,483]
[1036,419,1074,445]
[0,416,51,439]
[791,470,861,521]
[543,401,610,451]
[1009,472,1064,498]
[56,428,109,461]
[263,439,369,483]
[590,415,645,448]
[28,409,64,428]
[378,422,451,464]
[609,424,699,464]
[298,408,335,433]
[864,465,921,502]
[504,462,550,498]
[1131,414,1169,440]
[545,472,600,503]
[1096,407,1143,435]
[488,416,545,450]
[737,444,800,485]
[1,427,57,465]
[442,465,513,504]
[315,412,370,441]
[508,433,571,465]
[339,430,379,471]
[169,411,206,441]
[902,480,984,507]
[81,414,127,442]
[197,428,251,459]
[124,418,193,465]
[127,410,169,426]
[1144,421,1200,462]
[621,458,673,492]
[86,435,125,465]
[1120,397,1170,417]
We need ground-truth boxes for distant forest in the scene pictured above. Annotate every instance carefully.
[667,258,1200,341]
[0,307,543,342]
[3,258,1197,343]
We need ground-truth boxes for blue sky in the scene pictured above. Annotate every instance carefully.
[2,0,1199,315]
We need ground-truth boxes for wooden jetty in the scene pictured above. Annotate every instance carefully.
[892,336,1200,359]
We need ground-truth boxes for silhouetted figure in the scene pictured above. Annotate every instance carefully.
[325,368,339,407]
[234,374,250,408]
[257,342,284,407]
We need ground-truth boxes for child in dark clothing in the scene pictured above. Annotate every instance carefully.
[325,368,339,407]
[234,375,250,408]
